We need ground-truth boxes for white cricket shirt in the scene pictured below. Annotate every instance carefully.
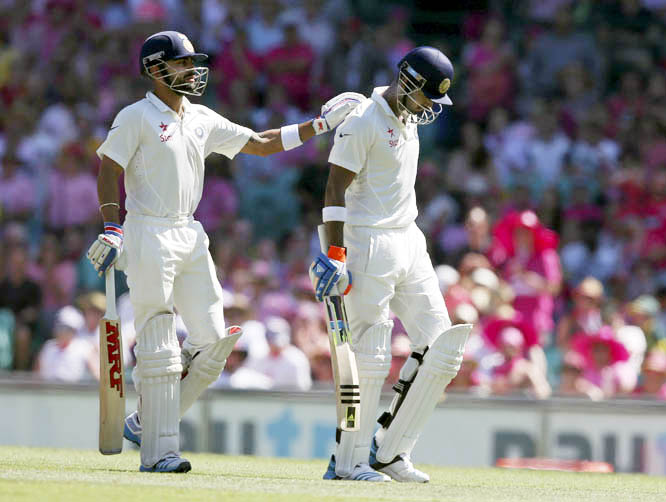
[328,86,420,228]
[97,92,254,218]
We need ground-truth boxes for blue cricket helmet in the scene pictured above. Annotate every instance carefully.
[139,31,209,96]
[140,31,208,74]
[398,46,454,105]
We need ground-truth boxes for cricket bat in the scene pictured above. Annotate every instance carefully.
[99,265,126,455]
[318,225,360,431]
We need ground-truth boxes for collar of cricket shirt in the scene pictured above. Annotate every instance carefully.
[146,91,191,117]
[372,86,404,125]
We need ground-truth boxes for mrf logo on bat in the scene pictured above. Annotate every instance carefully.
[104,321,124,397]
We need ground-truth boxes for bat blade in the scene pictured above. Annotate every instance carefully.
[331,336,361,431]
[99,267,125,455]
[318,225,360,431]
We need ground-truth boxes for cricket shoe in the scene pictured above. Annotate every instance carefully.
[323,454,390,481]
[124,410,142,446]
[140,454,191,473]
[369,437,429,483]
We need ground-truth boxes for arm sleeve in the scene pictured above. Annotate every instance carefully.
[206,112,255,159]
[327,115,373,174]
[96,106,142,169]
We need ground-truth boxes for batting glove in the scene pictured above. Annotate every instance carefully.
[312,92,366,135]
[87,222,123,276]
[309,246,353,302]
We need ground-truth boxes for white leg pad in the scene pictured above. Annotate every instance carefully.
[135,313,183,468]
[375,324,471,464]
[180,326,242,416]
[335,320,392,477]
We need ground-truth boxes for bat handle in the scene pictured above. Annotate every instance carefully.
[317,224,329,253]
[105,265,118,320]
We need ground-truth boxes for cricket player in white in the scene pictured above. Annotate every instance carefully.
[310,47,472,482]
[87,31,363,473]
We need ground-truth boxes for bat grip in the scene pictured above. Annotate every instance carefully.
[317,224,329,253]
[105,265,117,320]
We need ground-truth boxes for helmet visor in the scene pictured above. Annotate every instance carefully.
[143,57,209,96]
[397,66,444,125]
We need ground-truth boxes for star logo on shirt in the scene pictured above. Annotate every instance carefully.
[159,122,168,132]
[387,127,394,137]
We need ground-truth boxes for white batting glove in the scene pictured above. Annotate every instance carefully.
[312,92,366,135]
[87,222,123,276]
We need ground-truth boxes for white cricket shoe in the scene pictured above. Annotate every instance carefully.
[347,463,391,482]
[323,455,390,481]
[374,455,429,483]
[369,438,429,483]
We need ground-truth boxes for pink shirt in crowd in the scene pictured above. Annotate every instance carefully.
[506,248,562,336]
[0,172,36,215]
[47,171,99,228]
[195,178,238,232]
[265,43,314,109]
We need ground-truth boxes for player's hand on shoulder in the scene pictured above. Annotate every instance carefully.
[312,92,366,135]
[309,245,353,302]
[87,222,124,276]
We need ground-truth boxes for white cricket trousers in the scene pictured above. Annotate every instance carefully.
[344,222,451,348]
[122,213,226,353]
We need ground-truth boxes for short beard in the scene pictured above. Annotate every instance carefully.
[166,74,196,95]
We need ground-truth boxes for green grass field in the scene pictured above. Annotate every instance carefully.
[1,447,665,502]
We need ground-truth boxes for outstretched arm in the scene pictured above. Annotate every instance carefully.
[239,92,365,157]
[240,122,316,157]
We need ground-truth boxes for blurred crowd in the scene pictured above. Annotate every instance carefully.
[1,0,666,401]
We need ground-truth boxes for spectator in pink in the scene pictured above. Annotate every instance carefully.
[463,16,515,121]
[489,210,562,344]
[484,323,551,399]
[571,326,635,399]
[484,313,548,373]
[213,29,262,106]
[265,20,315,111]
[46,143,99,231]
[0,153,36,221]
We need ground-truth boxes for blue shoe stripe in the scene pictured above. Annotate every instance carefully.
[124,422,141,447]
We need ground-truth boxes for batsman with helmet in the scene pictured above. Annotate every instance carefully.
[310,46,472,482]
[87,31,363,473]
